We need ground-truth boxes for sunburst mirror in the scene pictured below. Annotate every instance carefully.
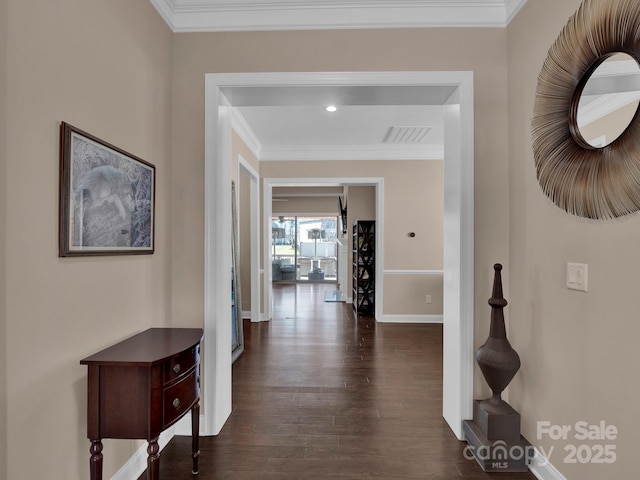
[532,0,640,219]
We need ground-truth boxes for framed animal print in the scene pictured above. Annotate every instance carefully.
[59,122,155,256]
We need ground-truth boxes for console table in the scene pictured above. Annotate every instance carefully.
[80,328,204,480]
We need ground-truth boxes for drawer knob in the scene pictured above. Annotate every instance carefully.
[172,398,181,409]
[173,364,181,374]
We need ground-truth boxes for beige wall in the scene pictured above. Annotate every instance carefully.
[273,186,343,196]
[4,1,173,479]
[347,185,377,224]
[384,160,443,270]
[346,185,377,299]
[171,27,509,334]
[508,0,638,477]
[384,274,443,315]
[272,195,339,215]
[0,0,7,476]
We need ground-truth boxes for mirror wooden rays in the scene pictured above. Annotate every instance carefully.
[532,0,640,219]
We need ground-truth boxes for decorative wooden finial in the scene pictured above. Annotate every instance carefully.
[475,263,521,414]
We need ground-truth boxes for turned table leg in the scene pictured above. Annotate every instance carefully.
[192,401,200,474]
[89,439,103,480]
[147,437,160,480]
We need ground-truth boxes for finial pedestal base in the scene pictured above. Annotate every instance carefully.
[474,399,521,441]
[463,401,532,472]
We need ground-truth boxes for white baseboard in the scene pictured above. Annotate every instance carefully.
[528,446,567,480]
[378,314,443,323]
[242,310,273,322]
[111,428,175,480]
[173,412,202,436]
[111,414,202,480]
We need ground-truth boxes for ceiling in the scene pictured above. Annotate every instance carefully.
[149,1,528,161]
[223,84,456,160]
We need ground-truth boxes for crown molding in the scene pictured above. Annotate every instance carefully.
[504,0,528,24]
[259,143,444,161]
[231,108,262,159]
[149,0,528,32]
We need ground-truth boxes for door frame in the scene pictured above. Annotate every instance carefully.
[263,177,384,322]
[203,71,474,439]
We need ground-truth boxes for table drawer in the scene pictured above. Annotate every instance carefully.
[163,368,199,427]
[164,345,199,384]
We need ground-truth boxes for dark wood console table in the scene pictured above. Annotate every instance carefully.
[80,328,204,480]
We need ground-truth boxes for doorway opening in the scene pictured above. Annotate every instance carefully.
[272,215,340,283]
[203,71,474,441]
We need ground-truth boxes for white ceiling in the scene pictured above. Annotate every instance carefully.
[149,1,528,161]
[223,84,455,160]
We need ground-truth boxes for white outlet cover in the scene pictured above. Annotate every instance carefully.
[567,263,588,292]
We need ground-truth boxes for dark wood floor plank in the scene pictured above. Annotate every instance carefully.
[138,283,536,479]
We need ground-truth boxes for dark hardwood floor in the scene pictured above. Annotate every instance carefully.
[140,283,536,479]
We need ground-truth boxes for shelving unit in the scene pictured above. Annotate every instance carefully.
[352,220,375,315]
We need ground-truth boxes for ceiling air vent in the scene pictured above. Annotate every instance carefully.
[384,126,432,144]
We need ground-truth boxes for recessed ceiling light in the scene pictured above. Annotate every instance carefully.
[326,105,337,113]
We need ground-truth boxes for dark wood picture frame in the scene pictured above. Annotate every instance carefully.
[59,122,155,256]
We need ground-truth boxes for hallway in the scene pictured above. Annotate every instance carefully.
[145,283,536,479]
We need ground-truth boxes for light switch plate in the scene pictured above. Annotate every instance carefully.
[567,263,588,292]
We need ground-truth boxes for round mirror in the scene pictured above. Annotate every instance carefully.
[576,53,640,148]
[532,0,640,219]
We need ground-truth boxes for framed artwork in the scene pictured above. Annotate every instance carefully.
[59,122,155,256]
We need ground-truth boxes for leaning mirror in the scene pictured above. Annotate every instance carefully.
[532,0,640,219]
